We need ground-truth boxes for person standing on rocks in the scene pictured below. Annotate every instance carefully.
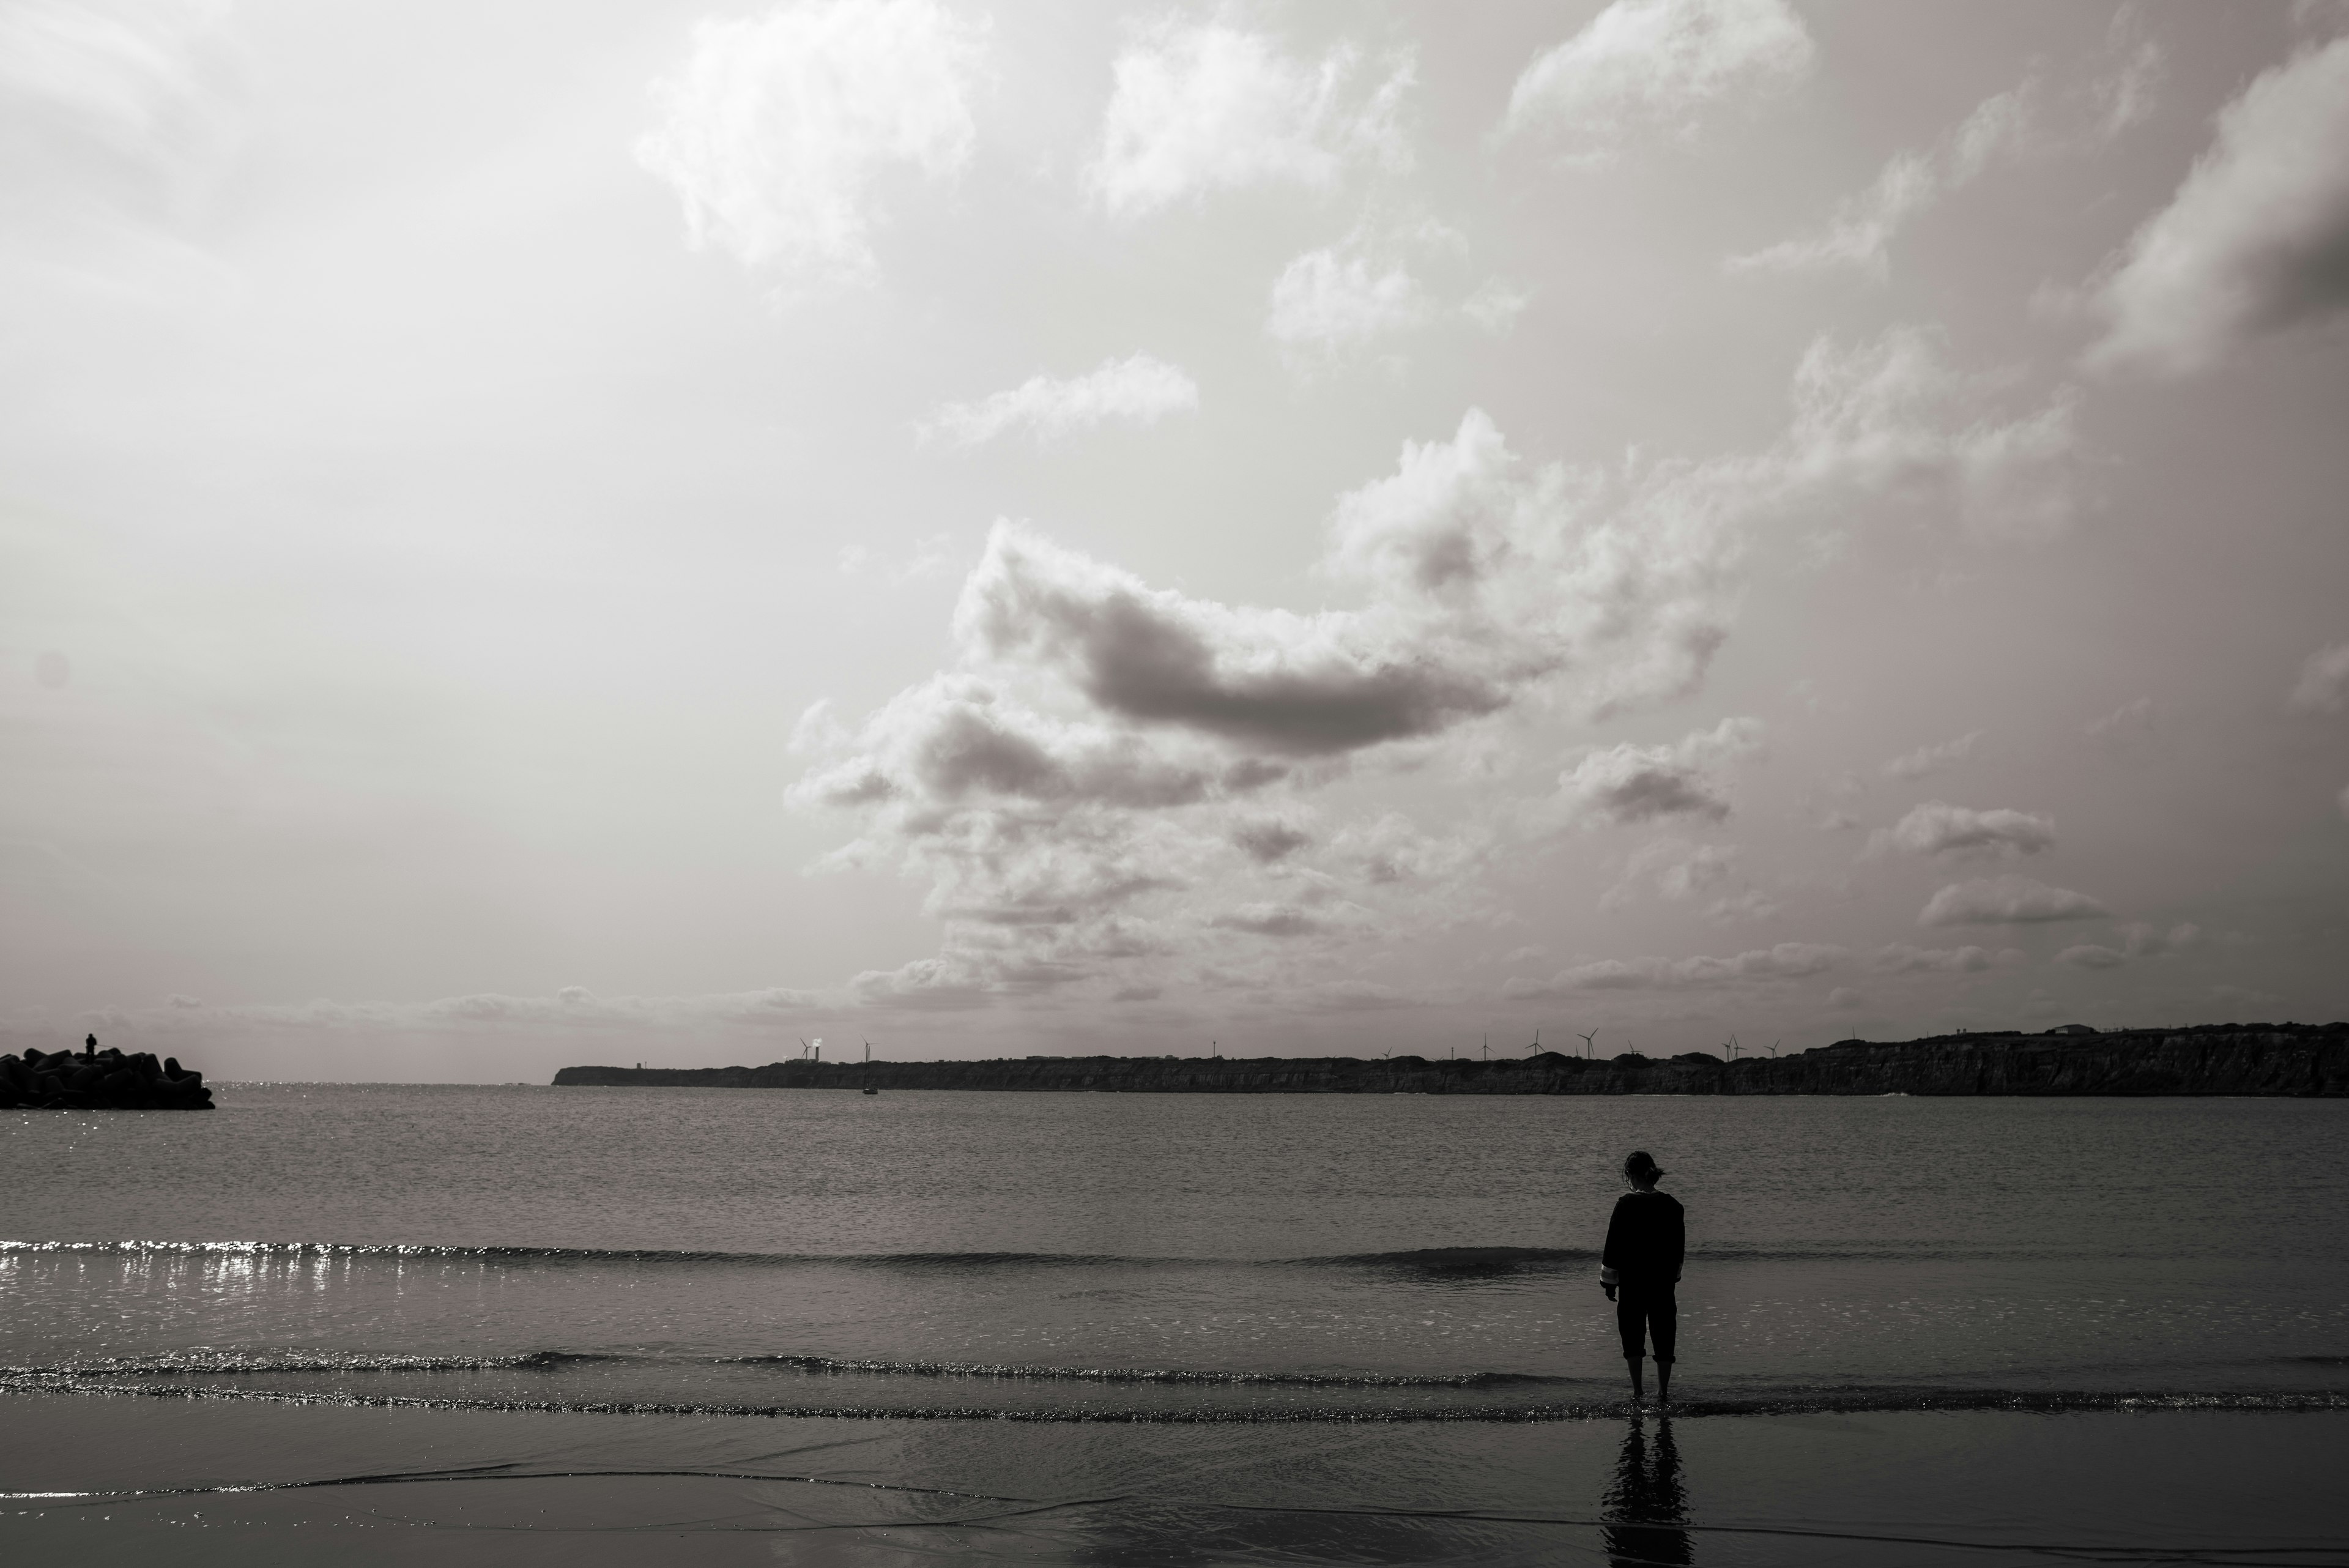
[1600,1150,1684,1406]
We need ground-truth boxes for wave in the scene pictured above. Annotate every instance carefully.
[0,1349,1574,1389]
[0,1239,2046,1271]
[7,1373,2343,1424]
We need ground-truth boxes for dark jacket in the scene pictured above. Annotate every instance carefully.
[1601,1189,1685,1287]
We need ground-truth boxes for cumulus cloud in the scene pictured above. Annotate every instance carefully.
[1919,875,2109,926]
[793,330,2084,1005]
[1504,942,1841,997]
[1868,800,2055,859]
[1502,0,1813,155]
[1883,730,1983,781]
[1089,20,1411,220]
[2090,35,2349,375]
[636,0,987,288]
[920,354,1198,448]
[1266,245,1430,357]
[1562,718,1763,827]
[2287,641,2349,715]
[1870,943,2026,974]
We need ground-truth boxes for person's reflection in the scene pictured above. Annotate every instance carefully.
[1601,1414,1693,1566]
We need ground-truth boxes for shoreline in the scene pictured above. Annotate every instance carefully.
[555,1023,2349,1096]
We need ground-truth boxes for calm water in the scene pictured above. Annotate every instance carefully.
[4,1085,2348,1562]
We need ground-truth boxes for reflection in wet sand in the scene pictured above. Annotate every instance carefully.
[1602,1415,1692,1567]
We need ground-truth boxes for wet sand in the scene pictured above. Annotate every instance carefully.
[5,1391,2346,1566]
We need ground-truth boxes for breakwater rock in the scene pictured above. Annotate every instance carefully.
[1,1046,213,1110]
[556,1023,2349,1097]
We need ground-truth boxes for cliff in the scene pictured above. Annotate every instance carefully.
[555,1023,2349,1097]
[1,1045,213,1110]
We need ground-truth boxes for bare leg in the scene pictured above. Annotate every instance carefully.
[1655,1361,1672,1405]
[1625,1356,1645,1403]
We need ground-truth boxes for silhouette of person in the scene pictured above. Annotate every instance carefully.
[84,1033,97,1059]
[1601,1149,1684,1406]
[1601,1414,1693,1567]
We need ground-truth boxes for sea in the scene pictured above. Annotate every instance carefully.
[4,1083,2347,1565]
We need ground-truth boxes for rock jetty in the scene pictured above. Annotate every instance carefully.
[1,1043,213,1110]
[556,1022,2349,1098]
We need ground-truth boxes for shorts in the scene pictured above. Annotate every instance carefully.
[1616,1283,1677,1363]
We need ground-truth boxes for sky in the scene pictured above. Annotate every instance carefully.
[4,0,2348,1081]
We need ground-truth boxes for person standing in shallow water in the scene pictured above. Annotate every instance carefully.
[1600,1150,1684,1405]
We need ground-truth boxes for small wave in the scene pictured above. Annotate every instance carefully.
[1290,1246,1591,1271]
[730,1354,1567,1389]
[1,1348,1567,1389]
[1,1238,2038,1271]
[0,1240,1152,1269]
[0,1350,609,1377]
[7,1375,2343,1424]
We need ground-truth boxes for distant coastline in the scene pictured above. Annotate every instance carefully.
[555,1024,2349,1097]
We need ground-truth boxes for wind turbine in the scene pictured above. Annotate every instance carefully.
[1578,1028,1598,1059]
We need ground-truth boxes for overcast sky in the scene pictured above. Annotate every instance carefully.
[5,0,2348,1079]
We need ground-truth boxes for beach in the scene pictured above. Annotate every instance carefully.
[5,1085,2347,1562]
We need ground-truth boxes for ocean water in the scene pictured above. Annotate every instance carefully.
[4,1083,2348,1563]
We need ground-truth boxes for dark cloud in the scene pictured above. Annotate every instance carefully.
[1232,818,1312,863]
[1562,718,1762,825]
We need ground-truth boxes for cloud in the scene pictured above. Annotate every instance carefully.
[920,355,1198,447]
[2060,921,2203,968]
[1919,875,2109,926]
[1868,800,2055,858]
[1504,942,1841,997]
[1502,0,1813,155]
[1827,986,1863,1009]
[1607,838,1737,905]
[1266,245,1430,357]
[1562,718,1763,827]
[793,331,2084,1005]
[2085,696,2155,748]
[2090,35,2349,375]
[1460,281,1532,333]
[636,0,987,288]
[1779,331,2080,542]
[0,0,246,218]
[1088,20,1411,220]
[2287,641,2349,715]
[1883,730,1983,781]
[40,985,833,1039]
[1869,943,2026,974]
[838,533,953,582]
[1231,816,1312,864]
[1731,87,2032,277]
[2340,782,2349,823]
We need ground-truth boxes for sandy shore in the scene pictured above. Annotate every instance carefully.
[5,1391,2346,1566]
